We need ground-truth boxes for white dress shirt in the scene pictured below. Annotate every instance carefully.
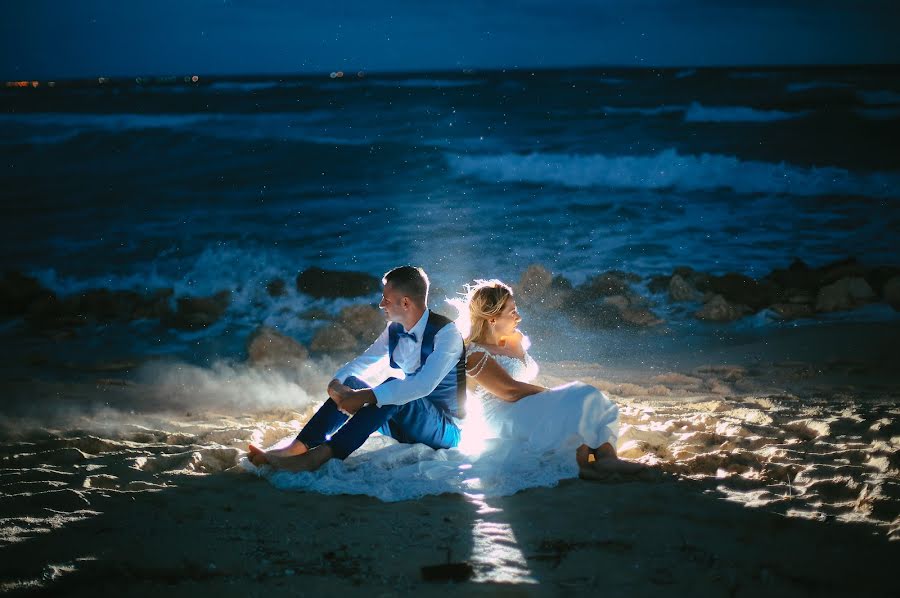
[332,309,464,407]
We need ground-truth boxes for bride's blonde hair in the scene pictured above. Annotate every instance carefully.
[454,279,514,345]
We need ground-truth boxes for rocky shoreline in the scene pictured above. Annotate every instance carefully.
[2,258,899,367]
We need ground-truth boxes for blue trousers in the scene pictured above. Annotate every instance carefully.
[295,376,461,460]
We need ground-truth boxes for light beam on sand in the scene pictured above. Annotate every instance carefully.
[465,493,537,584]
[457,390,491,457]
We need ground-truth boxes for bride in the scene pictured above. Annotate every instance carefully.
[459,279,645,477]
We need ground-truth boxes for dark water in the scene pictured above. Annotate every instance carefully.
[1,66,899,367]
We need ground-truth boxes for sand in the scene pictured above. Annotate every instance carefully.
[1,345,898,596]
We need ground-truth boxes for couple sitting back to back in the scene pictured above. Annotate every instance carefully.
[248,265,643,477]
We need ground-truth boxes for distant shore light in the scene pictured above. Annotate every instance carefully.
[191,75,199,83]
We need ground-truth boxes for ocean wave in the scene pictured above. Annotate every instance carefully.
[596,103,807,122]
[596,105,683,117]
[370,78,482,88]
[728,72,774,80]
[786,81,852,93]
[207,81,283,92]
[855,107,900,120]
[675,69,697,79]
[857,90,900,105]
[0,111,372,146]
[684,102,808,122]
[447,149,900,198]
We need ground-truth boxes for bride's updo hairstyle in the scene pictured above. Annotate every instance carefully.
[463,279,513,345]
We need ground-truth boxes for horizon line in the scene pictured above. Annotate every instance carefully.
[4,62,900,84]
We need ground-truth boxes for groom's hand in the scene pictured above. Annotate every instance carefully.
[336,392,372,416]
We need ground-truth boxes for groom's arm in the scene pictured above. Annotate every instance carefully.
[371,327,463,407]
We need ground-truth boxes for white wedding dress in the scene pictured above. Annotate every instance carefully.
[465,341,619,452]
[242,342,620,502]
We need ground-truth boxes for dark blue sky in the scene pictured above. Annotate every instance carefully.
[2,0,899,79]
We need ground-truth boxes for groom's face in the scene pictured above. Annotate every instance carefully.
[379,282,409,323]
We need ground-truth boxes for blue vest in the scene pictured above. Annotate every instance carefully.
[387,311,466,419]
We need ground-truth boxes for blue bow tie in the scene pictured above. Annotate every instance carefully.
[397,330,417,342]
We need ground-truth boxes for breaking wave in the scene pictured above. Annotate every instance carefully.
[448,149,900,198]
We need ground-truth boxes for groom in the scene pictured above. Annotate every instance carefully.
[249,265,466,472]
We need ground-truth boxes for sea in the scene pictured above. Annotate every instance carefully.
[1,65,899,372]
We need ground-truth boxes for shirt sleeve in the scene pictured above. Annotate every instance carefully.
[333,324,390,383]
[373,325,463,406]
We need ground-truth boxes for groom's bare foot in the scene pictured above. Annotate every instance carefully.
[266,444,334,473]
[247,441,309,467]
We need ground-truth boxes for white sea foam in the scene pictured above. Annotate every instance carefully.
[447,148,900,198]
[136,358,333,411]
[684,102,807,122]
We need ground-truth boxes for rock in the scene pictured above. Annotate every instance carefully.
[567,271,661,328]
[336,304,385,343]
[603,295,630,311]
[266,279,287,298]
[570,294,662,328]
[578,271,638,298]
[818,257,866,285]
[0,271,50,317]
[706,272,779,311]
[298,308,330,321]
[814,277,875,312]
[765,258,821,294]
[669,274,702,302]
[25,292,88,329]
[133,288,174,320]
[568,301,624,329]
[864,266,900,296]
[515,264,571,310]
[166,291,231,330]
[296,267,380,299]
[694,295,751,322]
[551,275,573,291]
[66,288,144,322]
[673,266,713,292]
[619,306,664,327]
[310,324,358,353]
[647,274,671,294]
[246,326,308,366]
[883,276,900,311]
[517,264,553,298]
[769,303,814,320]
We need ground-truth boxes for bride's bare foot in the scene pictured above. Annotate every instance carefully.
[576,444,592,467]
[594,442,617,460]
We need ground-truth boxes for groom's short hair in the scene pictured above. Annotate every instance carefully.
[383,265,429,306]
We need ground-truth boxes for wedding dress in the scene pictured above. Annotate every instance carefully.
[243,342,620,501]
[466,341,619,452]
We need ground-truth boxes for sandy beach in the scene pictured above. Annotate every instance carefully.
[1,320,898,596]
